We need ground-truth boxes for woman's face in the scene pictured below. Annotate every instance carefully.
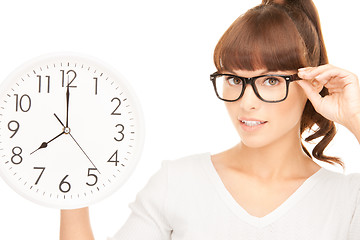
[224,68,309,149]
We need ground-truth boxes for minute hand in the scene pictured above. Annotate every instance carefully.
[65,83,70,128]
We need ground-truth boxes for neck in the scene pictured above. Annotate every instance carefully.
[228,127,316,181]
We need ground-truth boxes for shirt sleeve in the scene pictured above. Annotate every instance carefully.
[108,160,172,240]
[348,174,360,240]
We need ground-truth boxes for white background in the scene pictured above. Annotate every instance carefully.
[0,0,359,239]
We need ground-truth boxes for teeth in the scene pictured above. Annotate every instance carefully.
[241,120,265,126]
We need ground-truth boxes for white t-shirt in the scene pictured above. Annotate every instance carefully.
[109,152,360,240]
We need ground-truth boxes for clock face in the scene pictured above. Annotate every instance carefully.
[0,53,144,209]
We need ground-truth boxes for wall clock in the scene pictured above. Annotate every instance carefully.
[0,53,145,209]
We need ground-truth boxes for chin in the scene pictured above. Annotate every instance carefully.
[238,137,273,149]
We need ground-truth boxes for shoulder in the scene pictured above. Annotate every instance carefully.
[321,168,360,204]
[147,152,211,186]
[346,172,360,185]
[319,167,360,182]
[321,168,360,187]
[161,152,211,186]
[346,172,360,204]
[164,152,211,169]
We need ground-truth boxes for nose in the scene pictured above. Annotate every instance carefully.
[238,83,260,109]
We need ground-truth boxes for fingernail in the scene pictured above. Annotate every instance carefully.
[298,71,307,78]
[312,80,319,87]
[298,68,307,71]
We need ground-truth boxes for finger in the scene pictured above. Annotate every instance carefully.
[296,80,323,111]
[298,64,334,78]
[296,76,324,93]
[299,64,351,81]
[298,65,353,90]
[314,68,353,87]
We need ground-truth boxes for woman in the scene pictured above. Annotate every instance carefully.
[60,0,360,239]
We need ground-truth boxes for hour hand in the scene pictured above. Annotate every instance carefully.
[30,131,65,155]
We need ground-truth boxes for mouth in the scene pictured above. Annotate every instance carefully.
[239,120,267,127]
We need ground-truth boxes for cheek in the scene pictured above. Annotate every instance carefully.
[278,84,308,124]
[224,102,239,124]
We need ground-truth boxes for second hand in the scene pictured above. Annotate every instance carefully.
[53,113,101,174]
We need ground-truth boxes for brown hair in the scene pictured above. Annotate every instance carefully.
[213,0,344,170]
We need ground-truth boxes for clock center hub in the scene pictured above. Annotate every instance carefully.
[64,127,71,134]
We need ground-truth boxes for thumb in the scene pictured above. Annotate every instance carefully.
[296,80,323,110]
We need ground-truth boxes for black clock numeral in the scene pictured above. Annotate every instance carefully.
[111,97,121,115]
[59,175,71,193]
[11,146,23,165]
[8,120,19,138]
[114,124,125,141]
[14,94,31,112]
[33,167,45,185]
[37,75,50,93]
[107,150,119,166]
[86,168,98,186]
[61,70,77,88]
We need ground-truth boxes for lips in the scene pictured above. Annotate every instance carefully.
[238,117,267,123]
[238,119,268,131]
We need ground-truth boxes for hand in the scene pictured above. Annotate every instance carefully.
[30,114,68,154]
[66,81,70,128]
[54,113,101,174]
[68,133,101,174]
[296,64,360,132]
[30,131,65,155]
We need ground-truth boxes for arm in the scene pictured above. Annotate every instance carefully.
[60,207,94,240]
[110,161,172,239]
[346,113,360,144]
[348,174,360,239]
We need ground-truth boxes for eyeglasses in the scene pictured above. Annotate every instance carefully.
[210,72,302,103]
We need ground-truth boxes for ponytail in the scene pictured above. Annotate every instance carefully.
[263,0,328,65]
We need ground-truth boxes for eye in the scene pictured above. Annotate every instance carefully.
[263,77,280,86]
[226,76,242,86]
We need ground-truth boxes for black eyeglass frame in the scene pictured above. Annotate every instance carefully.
[210,72,302,103]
